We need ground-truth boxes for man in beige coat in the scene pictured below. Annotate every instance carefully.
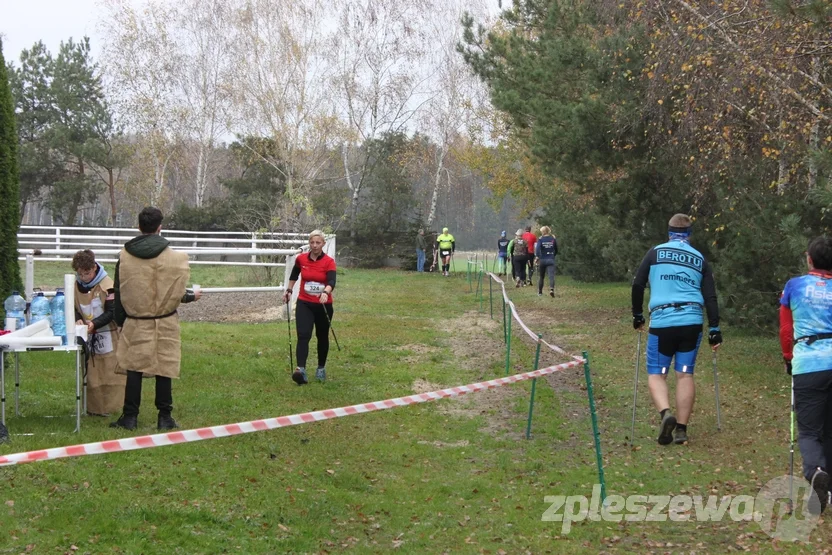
[110,207,201,431]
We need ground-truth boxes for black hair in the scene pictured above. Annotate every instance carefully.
[138,207,164,234]
[808,236,832,270]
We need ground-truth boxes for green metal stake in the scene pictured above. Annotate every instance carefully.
[489,276,493,319]
[525,334,542,439]
[468,261,472,292]
[478,270,484,312]
[502,299,507,344]
[504,311,513,376]
[583,351,607,503]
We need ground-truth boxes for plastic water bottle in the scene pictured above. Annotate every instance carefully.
[4,291,27,331]
[30,291,52,327]
[51,289,67,345]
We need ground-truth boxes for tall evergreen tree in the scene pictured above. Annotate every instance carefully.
[0,38,23,303]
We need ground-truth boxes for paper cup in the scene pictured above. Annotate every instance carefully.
[5,317,16,332]
[192,284,201,294]
[75,324,89,342]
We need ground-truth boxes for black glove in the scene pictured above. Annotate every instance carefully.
[633,314,645,330]
[708,327,723,346]
[785,359,792,375]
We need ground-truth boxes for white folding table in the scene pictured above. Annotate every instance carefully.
[0,344,85,433]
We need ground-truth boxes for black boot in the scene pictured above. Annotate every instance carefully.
[109,414,138,430]
[157,412,179,431]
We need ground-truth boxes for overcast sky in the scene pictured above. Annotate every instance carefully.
[1,0,508,64]
[1,0,104,63]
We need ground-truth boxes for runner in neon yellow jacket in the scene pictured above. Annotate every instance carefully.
[436,228,455,277]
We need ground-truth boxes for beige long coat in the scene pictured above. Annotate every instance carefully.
[116,248,190,378]
[75,276,125,415]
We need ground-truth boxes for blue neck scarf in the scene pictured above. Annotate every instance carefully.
[668,231,691,242]
[77,264,108,289]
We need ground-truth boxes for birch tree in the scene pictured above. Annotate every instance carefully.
[101,0,185,207]
[175,0,234,207]
[421,0,490,227]
[330,0,434,231]
[230,0,342,230]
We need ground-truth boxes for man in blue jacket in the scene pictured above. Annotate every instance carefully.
[497,231,509,276]
[631,214,722,445]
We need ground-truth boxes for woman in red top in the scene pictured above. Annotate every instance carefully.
[283,230,337,384]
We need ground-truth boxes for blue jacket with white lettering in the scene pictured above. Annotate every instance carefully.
[631,239,719,329]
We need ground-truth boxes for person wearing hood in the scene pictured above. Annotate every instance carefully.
[72,249,125,416]
[497,231,509,276]
[110,207,201,431]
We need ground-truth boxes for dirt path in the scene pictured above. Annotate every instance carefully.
[177,292,287,323]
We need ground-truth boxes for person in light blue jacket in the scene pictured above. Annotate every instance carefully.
[631,214,722,446]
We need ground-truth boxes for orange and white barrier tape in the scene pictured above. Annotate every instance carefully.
[0,359,584,467]
[489,272,584,362]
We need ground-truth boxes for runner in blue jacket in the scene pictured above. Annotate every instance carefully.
[631,214,722,446]
[780,236,832,514]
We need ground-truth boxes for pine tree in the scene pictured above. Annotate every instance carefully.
[0,38,23,305]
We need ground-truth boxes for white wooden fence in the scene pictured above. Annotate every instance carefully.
[16,226,336,312]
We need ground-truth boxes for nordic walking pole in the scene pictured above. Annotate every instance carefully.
[712,350,722,431]
[285,295,294,373]
[630,330,643,446]
[789,376,795,514]
[323,305,341,351]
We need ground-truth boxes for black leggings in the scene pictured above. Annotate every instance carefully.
[512,256,527,282]
[295,300,334,368]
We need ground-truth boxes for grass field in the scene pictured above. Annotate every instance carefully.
[1,262,829,553]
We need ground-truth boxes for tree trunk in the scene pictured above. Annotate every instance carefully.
[426,144,448,227]
[108,167,117,225]
[153,151,171,206]
[195,142,208,208]
[808,56,821,190]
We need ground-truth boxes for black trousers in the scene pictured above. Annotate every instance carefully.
[512,256,527,283]
[122,370,173,417]
[538,260,556,293]
[295,300,333,368]
[794,369,832,481]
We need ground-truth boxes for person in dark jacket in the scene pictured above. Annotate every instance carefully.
[497,231,509,276]
[534,226,558,297]
[416,229,427,272]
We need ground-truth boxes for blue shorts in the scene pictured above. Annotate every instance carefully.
[646,325,703,375]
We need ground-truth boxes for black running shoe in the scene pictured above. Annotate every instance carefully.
[157,413,179,431]
[109,414,138,430]
[658,412,677,445]
[549,288,555,298]
[809,468,829,515]
[673,427,688,444]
